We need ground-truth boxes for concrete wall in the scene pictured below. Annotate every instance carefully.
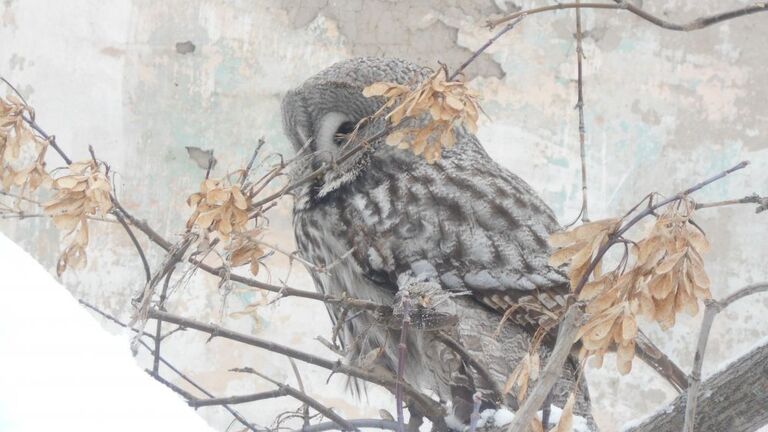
[1,1,766,430]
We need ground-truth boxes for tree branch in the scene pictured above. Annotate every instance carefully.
[682,282,768,432]
[231,367,356,431]
[574,160,750,296]
[300,419,401,432]
[488,2,768,32]
[79,298,258,432]
[147,308,444,419]
[448,16,525,81]
[506,305,585,432]
[695,193,768,213]
[575,0,589,224]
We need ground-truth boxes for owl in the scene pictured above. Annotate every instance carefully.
[281,57,592,429]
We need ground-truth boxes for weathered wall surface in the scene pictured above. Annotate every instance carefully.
[1,1,766,430]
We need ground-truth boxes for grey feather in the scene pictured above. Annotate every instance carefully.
[282,57,596,430]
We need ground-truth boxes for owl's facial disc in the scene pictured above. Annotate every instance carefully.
[315,111,355,163]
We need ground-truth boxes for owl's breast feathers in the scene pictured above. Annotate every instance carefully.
[294,134,572,331]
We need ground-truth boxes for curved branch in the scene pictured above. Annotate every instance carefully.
[488,2,768,32]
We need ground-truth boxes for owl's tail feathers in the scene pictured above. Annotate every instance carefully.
[635,330,689,392]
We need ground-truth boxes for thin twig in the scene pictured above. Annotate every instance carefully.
[289,358,311,428]
[190,389,287,408]
[488,2,768,31]
[395,291,411,432]
[90,145,153,283]
[115,210,152,282]
[575,0,589,223]
[448,16,525,81]
[152,268,175,376]
[231,367,356,431]
[695,193,768,213]
[573,161,750,296]
[240,137,266,186]
[79,299,258,432]
[148,308,444,419]
[300,419,401,432]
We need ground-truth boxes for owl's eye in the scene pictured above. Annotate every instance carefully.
[334,121,356,146]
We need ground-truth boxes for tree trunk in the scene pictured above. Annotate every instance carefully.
[625,341,768,432]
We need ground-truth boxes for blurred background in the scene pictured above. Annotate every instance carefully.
[0,0,766,430]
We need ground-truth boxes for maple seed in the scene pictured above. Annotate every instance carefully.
[548,201,712,375]
[363,68,480,164]
[42,160,113,276]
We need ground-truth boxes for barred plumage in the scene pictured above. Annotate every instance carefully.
[283,57,595,427]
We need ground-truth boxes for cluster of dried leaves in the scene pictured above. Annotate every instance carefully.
[186,178,266,276]
[549,200,711,373]
[363,68,480,163]
[0,94,50,193]
[2,93,117,275]
[43,160,113,275]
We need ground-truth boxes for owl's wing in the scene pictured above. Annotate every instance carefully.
[347,136,570,329]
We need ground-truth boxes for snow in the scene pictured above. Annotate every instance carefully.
[537,405,590,432]
[0,233,215,432]
[444,406,590,431]
[493,408,516,426]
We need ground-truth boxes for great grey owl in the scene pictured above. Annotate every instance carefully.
[282,57,593,429]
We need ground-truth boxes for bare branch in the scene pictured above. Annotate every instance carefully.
[190,389,286,408]
[231,367,356,431]
[114,209,152,282]
[289,357,311,428]
[695,193,768,213]
[448,16,525,81]
[79,299,258,432]
[300,419,401,432]
[683,300,719,432]
[488,2,768,32]
[395,291,412,432]
[147,308,444,419]
[575,0,589,224]
[574,161,750,297]
[683,282,768,432]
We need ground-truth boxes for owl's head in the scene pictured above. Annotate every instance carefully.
[281,57,431,203]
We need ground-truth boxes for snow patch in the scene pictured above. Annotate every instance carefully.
[0,233,214,432]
